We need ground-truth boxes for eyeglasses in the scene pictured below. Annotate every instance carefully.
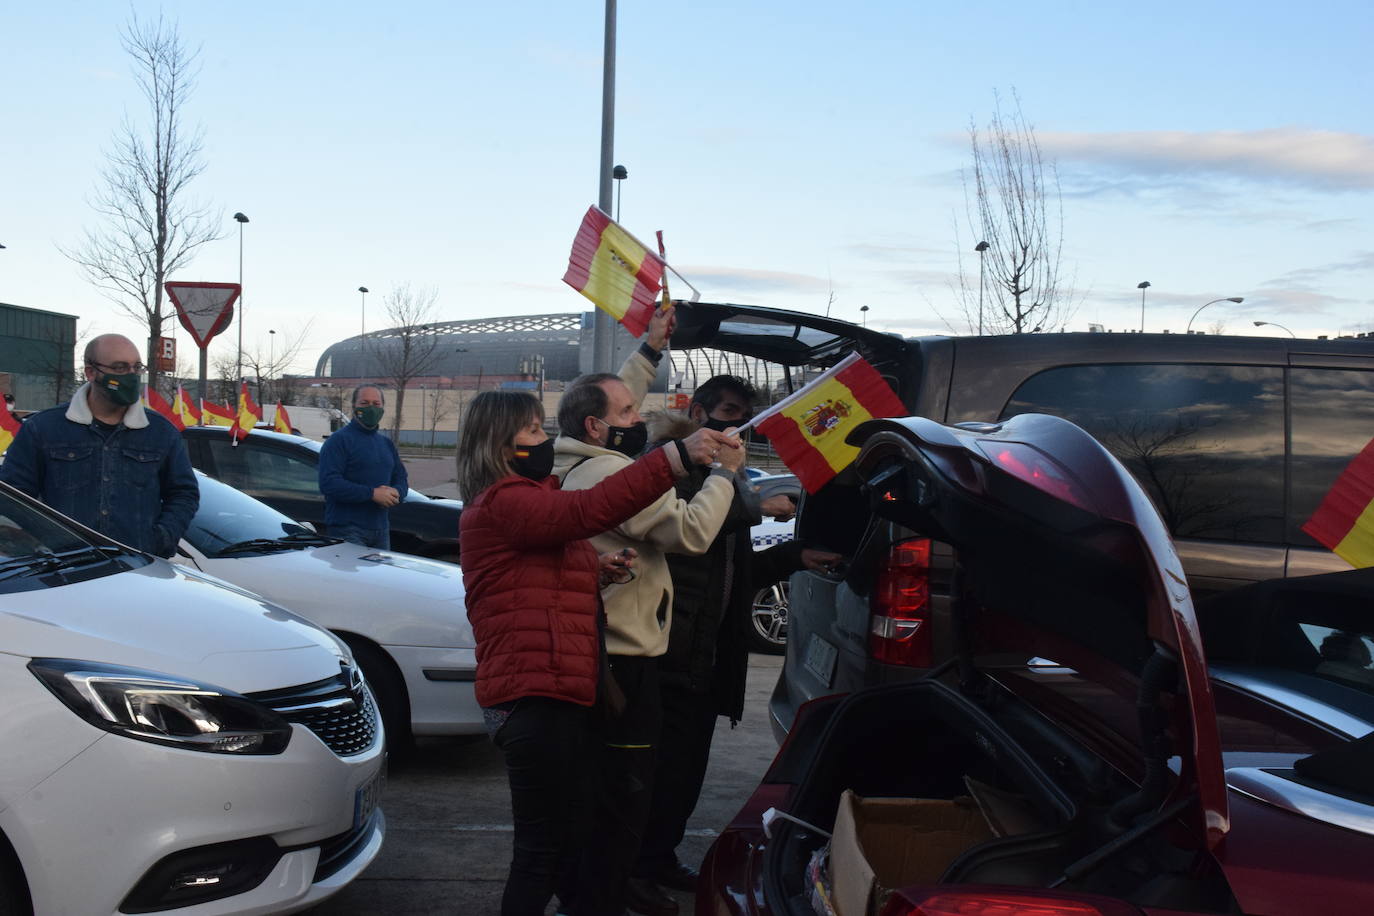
[87,361,147,375]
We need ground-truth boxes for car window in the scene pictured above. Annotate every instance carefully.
[1003,364,1285,544]
[1289,368,1374,546]
[0,493,90,558]
[205,439,321,500]
[1300,624,1374,694]
[184,477,306,556]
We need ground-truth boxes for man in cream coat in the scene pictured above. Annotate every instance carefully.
[552,308,742,916]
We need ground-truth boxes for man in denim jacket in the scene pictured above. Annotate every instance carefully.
[0,334,199,557]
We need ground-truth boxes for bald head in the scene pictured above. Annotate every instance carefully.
[83,334,142,373]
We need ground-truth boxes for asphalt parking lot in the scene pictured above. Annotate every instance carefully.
[311,653,786,915]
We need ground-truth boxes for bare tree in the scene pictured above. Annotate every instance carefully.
[61,13,221,390]
[373,284,444,440]
[424,386,456,448]
[239,323,313,405]
[954,91,1074,335]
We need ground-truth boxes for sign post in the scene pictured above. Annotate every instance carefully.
[165,282,240,401]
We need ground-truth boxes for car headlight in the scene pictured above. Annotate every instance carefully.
[28,659,292,755]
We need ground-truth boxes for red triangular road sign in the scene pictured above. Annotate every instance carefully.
[166,282,240,349]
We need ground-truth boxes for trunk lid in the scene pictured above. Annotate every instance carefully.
[848,413,1228,849]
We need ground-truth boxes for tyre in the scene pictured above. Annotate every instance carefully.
[748,581,789,655]
[340,636,413,755]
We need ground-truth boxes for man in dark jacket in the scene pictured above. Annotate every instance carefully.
[318,384,408,548]
[0,334,199,557]
[634,376,841,895]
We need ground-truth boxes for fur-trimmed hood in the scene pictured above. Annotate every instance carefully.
[646,409,699,445]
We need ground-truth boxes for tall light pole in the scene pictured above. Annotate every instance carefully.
[613,165,628,221]
[267,329,276,400]
[1254,320,1296,338]
[592,0,618,372]
[860,305,870,327]
[975,241,990,335]
[1136,281,1151,332]
[233,212,249,386]
[358,286,369,379]
[1186,296,1244,335]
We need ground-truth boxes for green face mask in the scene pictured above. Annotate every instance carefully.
[354,405,385,429]
[97,373,142,407]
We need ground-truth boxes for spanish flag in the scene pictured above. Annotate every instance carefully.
[272,400,292,434]
[143,386,183,430]
[1302,436,1374,568]
[233,382,262,442]
[748,352,906,494]
[173,385,201,428]
[0,397,20,455]
[562,206,665,338]
[201,400,236,428]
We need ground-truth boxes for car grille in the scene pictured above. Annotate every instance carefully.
[248,664,379,757]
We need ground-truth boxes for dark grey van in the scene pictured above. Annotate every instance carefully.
[667,301,1374,741]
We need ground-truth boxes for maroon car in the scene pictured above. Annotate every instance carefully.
[699,413,1374,916]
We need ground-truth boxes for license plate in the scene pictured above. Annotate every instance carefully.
[802,634,838,687]
[353,765,386,830]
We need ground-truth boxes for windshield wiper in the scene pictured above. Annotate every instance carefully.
[278,531,344,546]
[0,546,124,581]
[215,539,302,556]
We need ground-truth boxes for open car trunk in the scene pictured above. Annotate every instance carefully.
[760,414,1238,914]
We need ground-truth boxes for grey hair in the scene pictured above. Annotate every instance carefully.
[352,384,386,407]
[456,390,545,501]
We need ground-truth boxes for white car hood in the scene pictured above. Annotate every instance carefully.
[0,559,347,693]
[190,541,474,648]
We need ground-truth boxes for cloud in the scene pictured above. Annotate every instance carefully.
[1038,128,1374,192]
[677,265,829,295]
[1260,250,1374,292]
[845,243,949,263]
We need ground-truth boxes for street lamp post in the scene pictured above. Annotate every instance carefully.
[975,241,990,335]
[233,212,249,386]
[358,286,369,379]
[267,329,276,401]
[592,0,618,373]
[1137,281,1151,332]
[1186,297,1244,335]
[1254,320,1296,338]
[860,305,870,327]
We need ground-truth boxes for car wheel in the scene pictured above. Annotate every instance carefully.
[341,636,414,756]
[749,581,789,655]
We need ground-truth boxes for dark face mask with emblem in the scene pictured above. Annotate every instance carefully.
[511,438,555,480]
[596,418,648,457]
[96,372,142,408]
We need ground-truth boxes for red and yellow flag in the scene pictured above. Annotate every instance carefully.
[562,206,665,337]
[233,382,262,442]
[142,386,183,430]
[748,352,906,494]
[273,400,292,434]
[172,385,201,428]
[1302,437,1374,568]
[201,400,236,428]
[0,397,21,454]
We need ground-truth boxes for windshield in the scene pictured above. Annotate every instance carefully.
[0,485,145,592]
[186,476,311,556]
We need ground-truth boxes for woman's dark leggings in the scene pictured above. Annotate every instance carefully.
[492,697,595,916]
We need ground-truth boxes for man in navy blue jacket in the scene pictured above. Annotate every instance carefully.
[0,334,199,557]
[318,384,408,548]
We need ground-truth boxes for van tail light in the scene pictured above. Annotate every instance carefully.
[869,537,932,668]
[879,887,1143,916]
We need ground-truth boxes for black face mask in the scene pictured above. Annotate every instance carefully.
[700,414,744,433]
[597,418,648,457]
[511,438,555,480]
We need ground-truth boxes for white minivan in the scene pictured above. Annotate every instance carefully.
[0,481,386,915]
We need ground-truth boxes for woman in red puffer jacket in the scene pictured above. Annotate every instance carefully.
[456,389,730,916]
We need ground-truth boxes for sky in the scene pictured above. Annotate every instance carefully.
[4,1,1373,376]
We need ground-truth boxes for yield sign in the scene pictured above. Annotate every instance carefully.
[166,282,240,349]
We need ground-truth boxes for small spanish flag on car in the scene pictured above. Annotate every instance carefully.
[201,400,236,428]
[0,397,21,455]
[562,206,665,338]
[142,386,183,430]
[272,401,292,434]
[233,382,262,442]
[742,352,906,494]
[173,385,201,428]
[1302,437,1374,568]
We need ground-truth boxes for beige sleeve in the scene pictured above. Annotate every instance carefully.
[616,472,734,555]
[618,349,659,410]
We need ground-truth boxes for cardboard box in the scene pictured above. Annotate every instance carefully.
[829,790,993,916]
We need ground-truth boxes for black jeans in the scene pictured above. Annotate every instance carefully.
[492,697,595,916]
[636,683,719,876]
[577,655,663,916]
